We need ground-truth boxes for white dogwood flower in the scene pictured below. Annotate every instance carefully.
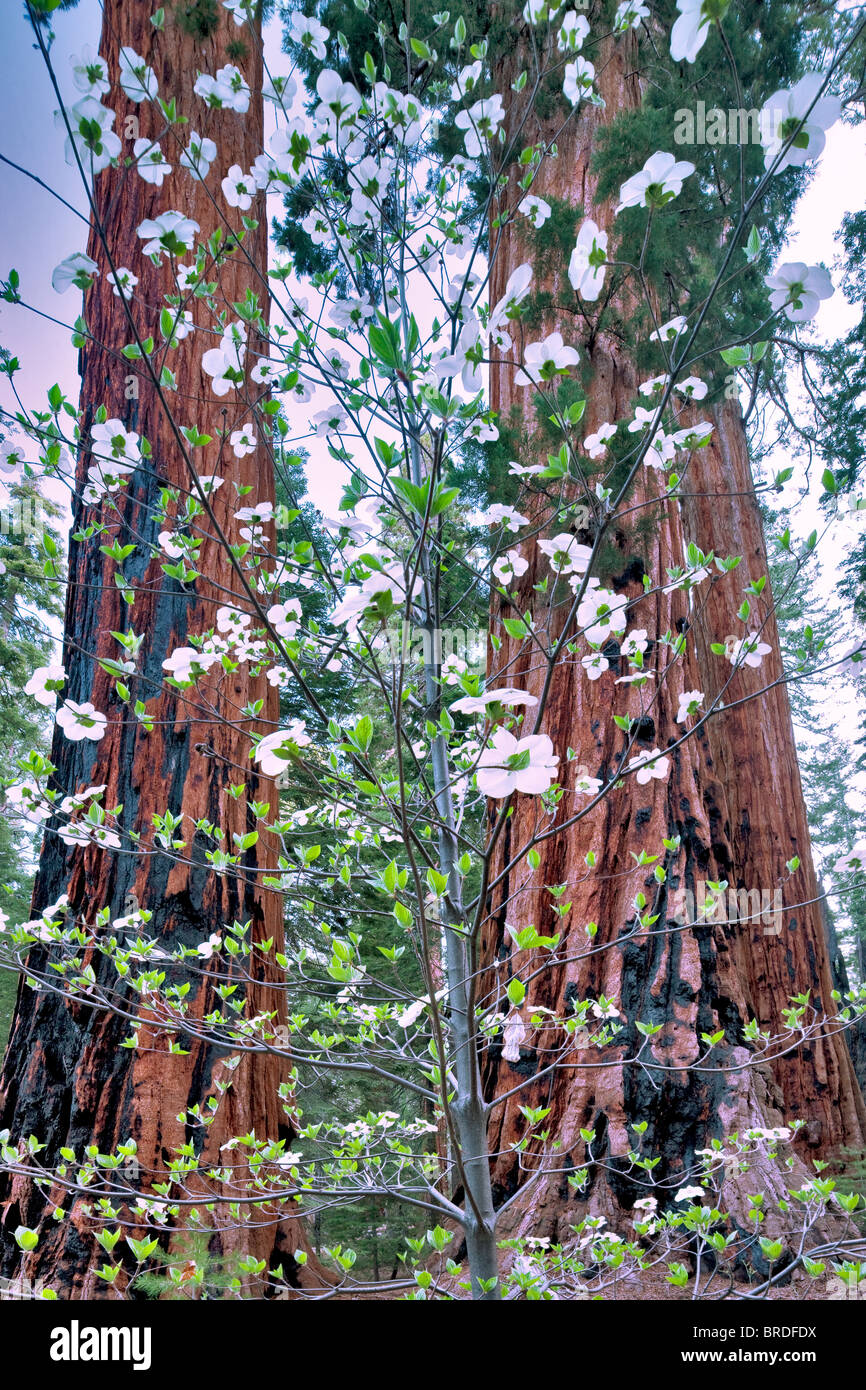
[675,375,708,399]
[521,194,552,227]
[569,219,608,301]
[727,632,772,668]
[563,57,595,105]
[615,1,650,31]
[263,72,298,106]
[222,164,256,210]
[25,663,67,707]
[578,587,628,644]
[197,933,223,959]
[202,321,247,395]
[677,689,704,723]
[71,46,110,96]
[56,97,121,175]
[133,138,171,186]
[254,723,312,776]
[650,315,688,343]
[51,251,99,294]
[118,47,159,102]
[492,547,530,585]
[582,652,609,681]
[229,426,256,458]
[538,533,592,575]
[617,152,695,212]
[765,262,833,323]
[162,647,220,682]
[288,11,329,60]
[476,727,559,798]
[137,210,199,258]
[670,0,728,64]
[179,131,217,180]
[57,700,107,743]
[559,11,590,49]
[109,267,138,298]
[194,64,250,112]
[514,332,580,387]
[627,748,670,785]
[455,94,506,157]
[835,842,866,876]
[584,422,617,458]
[451,687,538,716]
[267,599,302,639]
[482,504,529,531]
[90,418,141,471]
[760,72,841,174]
[489,263,533,346]
[675,1184,705,1202]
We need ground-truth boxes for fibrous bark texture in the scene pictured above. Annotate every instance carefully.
[479,25,865,1245]
[0,3,318,1296]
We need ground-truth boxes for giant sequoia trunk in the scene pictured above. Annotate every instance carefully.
[479,23,866,1243]
[0,3,317,1296]
[683,402,866,1144]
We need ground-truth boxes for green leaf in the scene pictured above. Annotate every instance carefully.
[426,868,448,896]
[506,978,526,1007]
[14,1226,39,1252]
[391,475,428,515]
[353,715,373,752]
[368,314,402,370]
[720,345,749,367]
[393,900,413,927]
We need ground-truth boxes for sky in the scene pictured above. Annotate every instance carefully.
[1,6,864,538]
[1,3,863,493]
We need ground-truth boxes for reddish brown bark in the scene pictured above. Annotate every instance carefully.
[478,25,865,1244]
[682,400,866,1147]
[0,3,320,1296]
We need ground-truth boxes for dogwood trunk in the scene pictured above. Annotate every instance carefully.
[479,26,865,1246]
[0,3,316,1296]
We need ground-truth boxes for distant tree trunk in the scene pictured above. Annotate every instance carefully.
[479,24,866,1244]
[0,2,318,1296]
